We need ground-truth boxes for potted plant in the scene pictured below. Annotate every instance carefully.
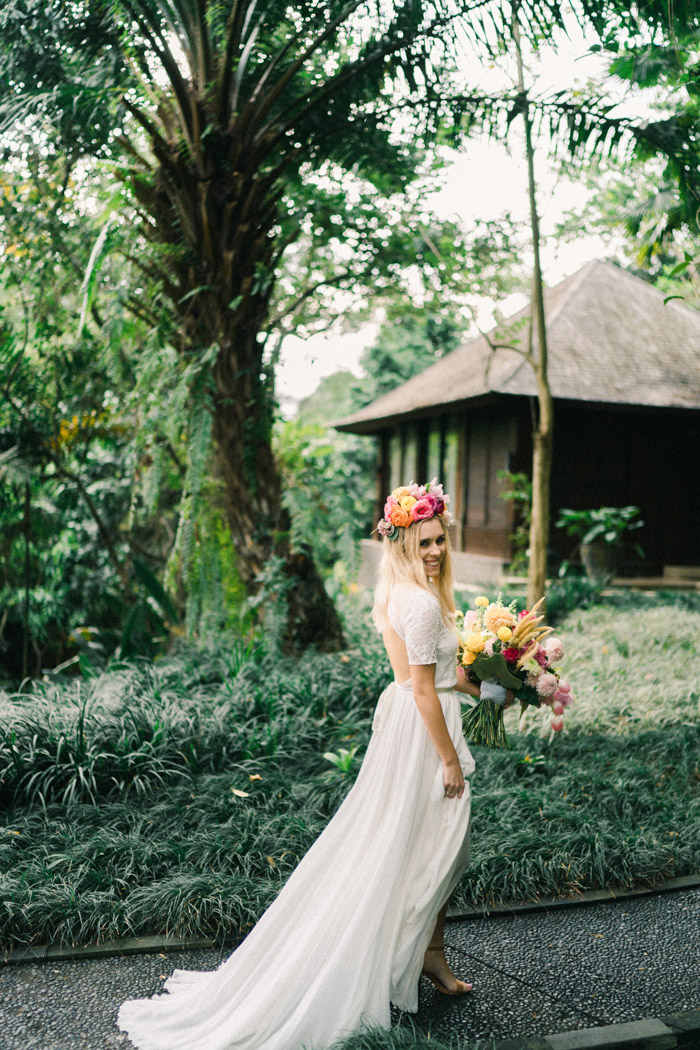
[555,506,645,584]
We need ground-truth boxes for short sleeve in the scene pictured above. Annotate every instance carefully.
[389,587,443,665]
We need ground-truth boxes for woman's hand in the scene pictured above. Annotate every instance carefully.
[442,756,465,800]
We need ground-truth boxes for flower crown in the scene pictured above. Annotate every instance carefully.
[376,478,451,541]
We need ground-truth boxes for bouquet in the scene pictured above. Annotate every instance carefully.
[457,595,574,749]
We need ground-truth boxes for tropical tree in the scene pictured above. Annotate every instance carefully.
[0,0,599,652]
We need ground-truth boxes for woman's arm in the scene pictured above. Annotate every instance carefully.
[411,662,465,799]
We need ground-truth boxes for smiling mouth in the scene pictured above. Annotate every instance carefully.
[425,560,440,567]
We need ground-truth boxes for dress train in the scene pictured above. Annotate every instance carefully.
[118,680,474,1050]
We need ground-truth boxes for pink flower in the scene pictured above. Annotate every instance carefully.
[410,498,436,521]
[463,610,479,627]
[545,637,564,663]
[484,638,495,656]
[377,519,394,537]
[552,688,573,708]
[534,645,548,669]
[557,679,571,694]
[535,672,558,697]
[518,609,529,620]
[502,646,522,663]
[525,670,541,687]
[383,496,398,519]
[551,715,564,732]
[552,699,564,716]
[408,481,426,498]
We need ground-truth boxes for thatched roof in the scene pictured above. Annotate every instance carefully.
[336,260,700,434]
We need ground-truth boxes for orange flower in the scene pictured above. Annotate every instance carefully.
[389,505,411,527]
[484,606,516,634]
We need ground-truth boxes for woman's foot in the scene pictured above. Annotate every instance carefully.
[421,947,473,995]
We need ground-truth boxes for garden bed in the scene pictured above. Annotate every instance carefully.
[1,592,698,953]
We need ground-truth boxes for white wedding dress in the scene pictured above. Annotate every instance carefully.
[118,584,475,1050]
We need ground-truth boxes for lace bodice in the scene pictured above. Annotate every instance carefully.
[388,584,459,690]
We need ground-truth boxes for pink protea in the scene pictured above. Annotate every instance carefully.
[545,637,564,663]
[534,645,548,669]
[536,672,558,697]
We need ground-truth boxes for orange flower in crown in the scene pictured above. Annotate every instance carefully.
[376,478,450,541]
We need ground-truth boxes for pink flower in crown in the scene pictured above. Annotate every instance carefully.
[410,497,436,521]
[377,518,394,538]
[408,481,426,498]
[427,477,443,497]
[383,495,398,519]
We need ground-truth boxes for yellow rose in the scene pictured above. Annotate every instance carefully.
[475,596,489,607]
[462,650,477,666]
[398,495,417,513]
[465,632,485,653]
[497,626,513,643]
[392,486,412,500]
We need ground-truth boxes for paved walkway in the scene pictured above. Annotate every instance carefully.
[1,887,698,1049]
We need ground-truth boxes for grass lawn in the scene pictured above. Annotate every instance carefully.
[1,591,699,953]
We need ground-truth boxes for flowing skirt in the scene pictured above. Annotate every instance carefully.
[118,681,475,1050]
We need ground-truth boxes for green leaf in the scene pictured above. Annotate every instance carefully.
[133,557,178,623]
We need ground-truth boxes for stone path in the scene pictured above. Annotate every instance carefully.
[1,888,698,1049]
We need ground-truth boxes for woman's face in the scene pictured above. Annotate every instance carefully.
[418,518,446,579]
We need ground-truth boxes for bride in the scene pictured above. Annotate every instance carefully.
[118,478,505,1050]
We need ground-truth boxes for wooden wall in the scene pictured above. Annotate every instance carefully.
[373,398,699,573]
[375,402,519,558]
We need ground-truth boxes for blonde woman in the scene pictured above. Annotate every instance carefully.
[119,479,496,1050]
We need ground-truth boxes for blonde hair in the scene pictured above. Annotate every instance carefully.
[371,514,456,633]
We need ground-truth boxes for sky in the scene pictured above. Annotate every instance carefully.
[275,12,634,414]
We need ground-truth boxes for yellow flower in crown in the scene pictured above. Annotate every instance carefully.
[464,633,485,653]
[398,495,417,513]
[475,596,489,608]
[392,486,412,500]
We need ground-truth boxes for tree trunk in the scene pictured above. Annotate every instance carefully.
[211,334,344,653]
[513,5,554,613]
